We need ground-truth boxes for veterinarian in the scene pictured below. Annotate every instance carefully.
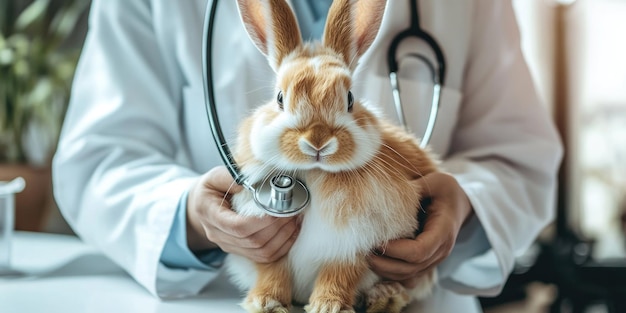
[53,1,563,312]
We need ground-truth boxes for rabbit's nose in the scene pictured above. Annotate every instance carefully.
[299,137,338,159]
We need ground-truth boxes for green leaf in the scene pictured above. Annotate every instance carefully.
[14,0,51,32]
[0,48,14,65]
[49,0,90,41]
[28,77,54,105]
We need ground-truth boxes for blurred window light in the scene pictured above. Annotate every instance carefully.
[556,0,578,5]
[575,0,626,259]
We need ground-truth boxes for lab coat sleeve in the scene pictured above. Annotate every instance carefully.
[436,0,563,296]
[52,0,221,298]
[160,190,226,270]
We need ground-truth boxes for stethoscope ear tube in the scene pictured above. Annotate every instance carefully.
[389,68,442,149]
[420,83,441,148]
[386,0,446,86]
[386,0,446,148]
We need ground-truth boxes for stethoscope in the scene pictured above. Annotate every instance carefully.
[202,0,446,217]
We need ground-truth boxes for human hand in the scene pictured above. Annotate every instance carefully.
[368,172,472,288]
[186,166,301,263]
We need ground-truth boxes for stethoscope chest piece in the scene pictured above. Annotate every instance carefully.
[252,175,310,217]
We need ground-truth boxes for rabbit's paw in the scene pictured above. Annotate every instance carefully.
[304,299,354,313]
[241,295,290,313]
[365,281,410,313]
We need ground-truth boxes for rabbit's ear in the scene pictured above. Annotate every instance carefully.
[236,0,302,70]
[323,0,387,69]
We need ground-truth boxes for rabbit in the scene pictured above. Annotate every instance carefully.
[225,0,440,312]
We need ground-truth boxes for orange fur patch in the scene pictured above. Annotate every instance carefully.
[305,123,334,150]
[352,105,378,129]
[279,50,350,116]
[379,121,438,180]
[308,258,369,309]
[248,259,293,308]
[280,128,309,163]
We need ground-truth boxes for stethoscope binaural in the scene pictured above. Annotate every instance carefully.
[202,0,446,217]
[388,0,446,146]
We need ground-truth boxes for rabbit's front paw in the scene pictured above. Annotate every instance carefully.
[304,299,354,313]
[365,281,410,313]
[241,295,290,313]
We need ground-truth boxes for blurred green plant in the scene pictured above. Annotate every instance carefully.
[0,0,89,164]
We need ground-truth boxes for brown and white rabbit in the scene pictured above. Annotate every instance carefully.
[226,0,439,312]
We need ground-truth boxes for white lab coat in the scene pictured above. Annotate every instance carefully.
[52,0,562,312]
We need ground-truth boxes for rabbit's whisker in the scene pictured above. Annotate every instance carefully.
[380,143,425,177]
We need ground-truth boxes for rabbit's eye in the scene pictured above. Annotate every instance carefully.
[277,91,284,110]
[347,91,354,112]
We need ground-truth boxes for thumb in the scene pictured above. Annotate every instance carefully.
[204,166,244,194]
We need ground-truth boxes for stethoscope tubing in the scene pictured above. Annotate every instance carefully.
[202,0,248,188]
[203,0,309,216]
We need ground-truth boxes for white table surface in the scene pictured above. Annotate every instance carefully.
[0,232,478,313]
[0,231,260,313]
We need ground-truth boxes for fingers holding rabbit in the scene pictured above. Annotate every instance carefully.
[187,166,301,263]
[368,172,473,289]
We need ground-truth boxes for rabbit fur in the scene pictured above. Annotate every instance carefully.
[225,0,439,312]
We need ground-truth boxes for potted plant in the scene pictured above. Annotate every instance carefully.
[0,0,89,231]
